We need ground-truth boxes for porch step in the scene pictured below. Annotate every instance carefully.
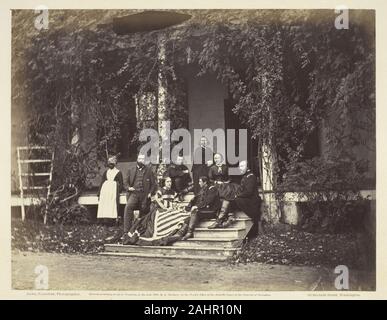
[198,217,251,229]
[103,244,238,260]
[99,251,231,261]
[100,193,253,261]
[172,237,242,248]
[193,227,247,239]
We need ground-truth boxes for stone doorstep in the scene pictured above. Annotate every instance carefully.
[198,217,251,228]
[104,243,239,258]
[98,190,253,260]
[102,221,251,260]
[172,238,242,248]
[99,251,231,261]
[193,227,247,239]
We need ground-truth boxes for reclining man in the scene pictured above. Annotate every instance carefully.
[181,176,221,240]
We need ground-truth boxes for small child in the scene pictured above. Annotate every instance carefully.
[97,155,123,223]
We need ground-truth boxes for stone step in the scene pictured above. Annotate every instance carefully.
[172,237,242,248]
[104,243,238,260]
[99,251,230,261]
[101,194,254,260]
[198,217,251,229]
[177,207,250,220]
[193,227,247,239]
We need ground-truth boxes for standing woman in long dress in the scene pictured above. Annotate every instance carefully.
[97,155,123,223]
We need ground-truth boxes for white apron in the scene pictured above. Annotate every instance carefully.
[97,168,119,219]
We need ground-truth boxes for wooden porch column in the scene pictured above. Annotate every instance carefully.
[260,72,281,224]
[261,142,280,223]
[157,35,170,177]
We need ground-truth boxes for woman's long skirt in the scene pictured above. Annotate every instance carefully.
[97,180,118,219]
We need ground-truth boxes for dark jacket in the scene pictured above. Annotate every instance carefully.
[233,169,262,224]
[189,184,221,212]
[191,146,214,172]
[126,164,157,196]
[166,164,191,182]
[236,170,259,199]
[208,164,229,182]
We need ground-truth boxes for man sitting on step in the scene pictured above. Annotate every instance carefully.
[181,176,221,240]
[230,160,262,240]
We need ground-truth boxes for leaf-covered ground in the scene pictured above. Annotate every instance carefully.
[233,224,371,270]
[11,219,120,254]
[11,219,370,270]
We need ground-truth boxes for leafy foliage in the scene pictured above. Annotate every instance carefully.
[233,224,361,269]
[12,10,375,226]
[279,157,372,232]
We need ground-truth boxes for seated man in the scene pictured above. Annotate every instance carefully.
[165,155,193,200]
[230,160,262,240]
[182,176,221,240]
[207,153,239,229]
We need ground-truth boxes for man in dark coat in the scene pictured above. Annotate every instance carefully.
[182,176,221,240]
[165,155,192,199]
[191,136,213,194]
[231,160,262,240]
[123,153,157,237]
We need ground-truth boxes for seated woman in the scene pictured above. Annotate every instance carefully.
[155,176,179,210]
[123,177,190,246]
[207,153,240,229]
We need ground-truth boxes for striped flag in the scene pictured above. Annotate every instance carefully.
[150,208,191,239]
[128,207,190,243]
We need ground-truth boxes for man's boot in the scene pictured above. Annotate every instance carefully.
[121,232,130,245]
[209,200,230,229]
[221,212,236,228]
[208,210,226,229]
[182,211,199,240]
[176,222,189,238]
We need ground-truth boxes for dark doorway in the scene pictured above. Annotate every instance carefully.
[224,98,259,182]
[117,98,137,161]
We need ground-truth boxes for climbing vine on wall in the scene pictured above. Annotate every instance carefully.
[12,9,375,220]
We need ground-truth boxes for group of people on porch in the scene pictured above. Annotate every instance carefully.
[97,137,262,245]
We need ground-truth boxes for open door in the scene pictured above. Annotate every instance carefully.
[224,98,259,182]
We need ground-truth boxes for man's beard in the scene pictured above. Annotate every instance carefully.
[137,161,145,168]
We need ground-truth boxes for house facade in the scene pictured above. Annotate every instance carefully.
[11,10,376,224]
